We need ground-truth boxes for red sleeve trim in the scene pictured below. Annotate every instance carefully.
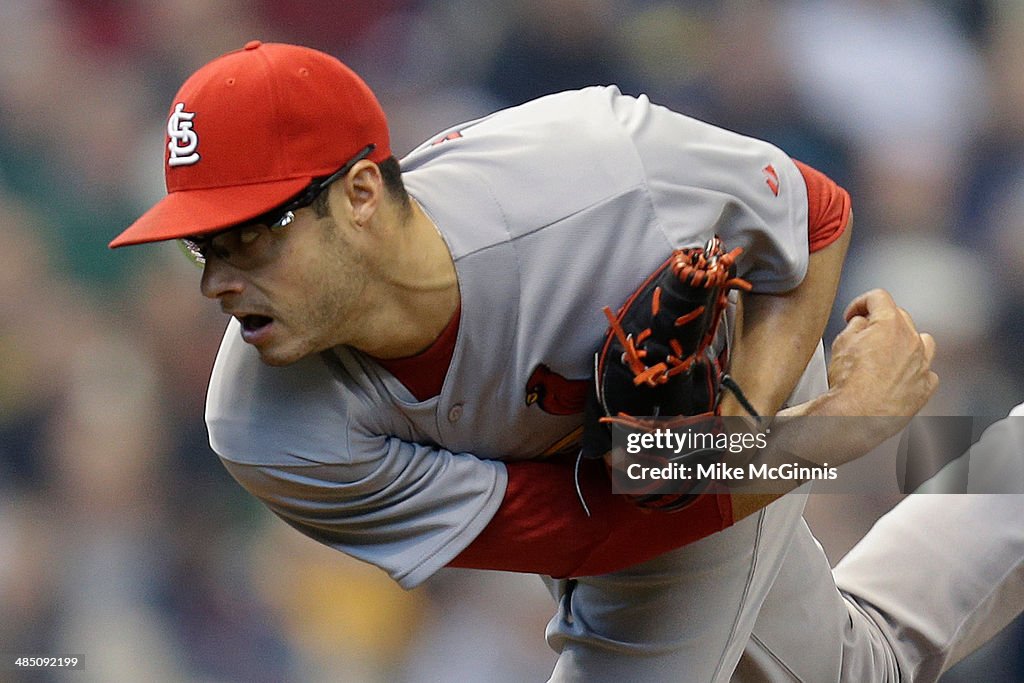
[794,160,851,253]
[449,456,733,578]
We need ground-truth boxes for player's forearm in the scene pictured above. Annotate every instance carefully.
[723,218,851,521]
[728,391,883,521]
[728,389,913,521]
[768,391,899,465]
[720,215,852,418]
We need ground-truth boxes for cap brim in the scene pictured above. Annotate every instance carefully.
[109,176,313,248]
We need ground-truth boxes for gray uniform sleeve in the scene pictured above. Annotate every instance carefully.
[206,322,507,589]
[220,440,506,589]
[608,90,810,292]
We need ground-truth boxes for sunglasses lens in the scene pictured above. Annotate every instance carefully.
[271,211,295,230]
[178,239,206,267]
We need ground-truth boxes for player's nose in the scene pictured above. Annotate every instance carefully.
[200,258,244,300]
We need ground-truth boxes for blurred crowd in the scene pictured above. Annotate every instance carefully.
[2,1,1023,681]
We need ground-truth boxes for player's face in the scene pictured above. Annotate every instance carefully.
[198,207,369,366]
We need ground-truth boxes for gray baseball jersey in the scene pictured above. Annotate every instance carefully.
[204,86,1024,682]
[207,86,808,589]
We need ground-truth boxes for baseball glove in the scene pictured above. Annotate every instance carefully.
[580,236,756,512]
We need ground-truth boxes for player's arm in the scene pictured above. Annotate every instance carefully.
[450,457,733,577]
[722,225,848,417]
[455,161,928,569]
[221,428,733,582]
[728,288,938,518]
[452,287,939,574]
[721,224,849,518]
[458,163,884,571]
[718,161,853,519]
[700,162,932,519]
[457,163,857,575]
[720,161,851,419]
[220,292,936,585]
[613,91,849,422]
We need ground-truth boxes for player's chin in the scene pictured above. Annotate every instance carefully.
[256,347,297,367]
[255,337,313,366]
[242,324,309,367]
[255,344,310,367]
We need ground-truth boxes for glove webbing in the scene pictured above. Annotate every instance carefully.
[599,239,753,410]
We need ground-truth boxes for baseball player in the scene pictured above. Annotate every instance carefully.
[110,42,1023,681]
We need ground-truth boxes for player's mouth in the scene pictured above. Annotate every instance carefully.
[238,314,274,345]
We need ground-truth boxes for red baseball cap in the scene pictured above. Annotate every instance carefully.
[110,40,391,248]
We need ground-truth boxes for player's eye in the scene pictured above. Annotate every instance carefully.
[238,227,262,245]
[177,212,292,270]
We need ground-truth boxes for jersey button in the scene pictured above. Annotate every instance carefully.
[447,404,464,423]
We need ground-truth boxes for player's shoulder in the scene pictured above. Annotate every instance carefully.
[205,321,384,468]
[499,85,636,123]
[406,86,637,159]
[405,85,790,185]
[401,87,650,235]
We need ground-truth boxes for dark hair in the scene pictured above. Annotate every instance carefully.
[312,155,410,220]
[311,184,332,219]
[378,156,411,218]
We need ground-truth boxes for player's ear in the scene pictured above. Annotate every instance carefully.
[342,160,383,228]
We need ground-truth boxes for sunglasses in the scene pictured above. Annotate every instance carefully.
[179,144,376,268]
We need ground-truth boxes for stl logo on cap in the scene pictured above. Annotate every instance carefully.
[167,102,200,167]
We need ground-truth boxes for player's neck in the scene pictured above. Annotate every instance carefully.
[347,199,459,359]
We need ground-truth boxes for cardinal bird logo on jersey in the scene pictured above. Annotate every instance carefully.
[525,364,588,415]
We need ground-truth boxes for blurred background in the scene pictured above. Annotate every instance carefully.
[2,0,1023,680]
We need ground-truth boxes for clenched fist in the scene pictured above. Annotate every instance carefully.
[827,288,938,419]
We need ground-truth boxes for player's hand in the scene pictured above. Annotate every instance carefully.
[826,288,938,420]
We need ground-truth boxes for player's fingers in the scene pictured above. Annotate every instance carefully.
[844,288,896,322]
[844,314,870,334]
[831,314,868,353]
[896,306,917,332]
[843,293,871,322]
[920,332,936,365]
